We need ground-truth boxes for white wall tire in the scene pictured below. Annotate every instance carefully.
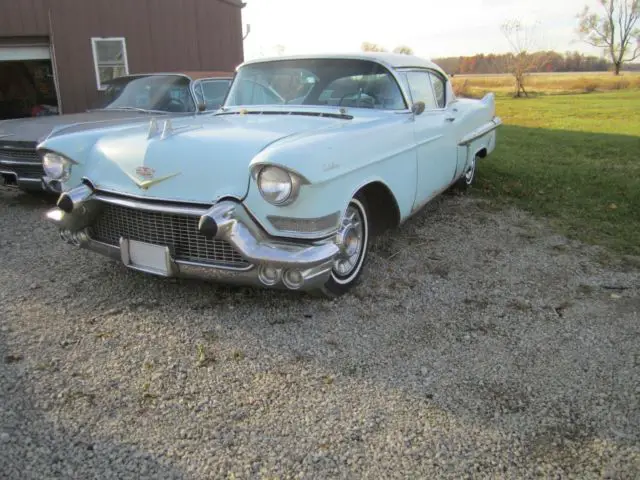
[317,195,370,297]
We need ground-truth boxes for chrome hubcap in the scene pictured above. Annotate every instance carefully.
[464,156,476,184]
[333,205,364,277]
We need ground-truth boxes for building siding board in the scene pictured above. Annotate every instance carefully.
[2,0,243,113]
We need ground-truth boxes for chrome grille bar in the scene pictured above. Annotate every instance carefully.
[89,201,251,270]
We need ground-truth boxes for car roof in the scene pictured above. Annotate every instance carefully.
[239,52,445,76]
[104,72,234,84]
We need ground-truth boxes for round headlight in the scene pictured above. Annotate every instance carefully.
[257,166,293,205]
[43,153,71,181]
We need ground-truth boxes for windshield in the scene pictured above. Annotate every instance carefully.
[93,75,196,113]
[224,59,407,111]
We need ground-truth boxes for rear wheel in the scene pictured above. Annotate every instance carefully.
[317,195,370,297]
[453,153,478,191]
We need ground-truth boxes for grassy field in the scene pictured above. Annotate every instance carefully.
[475,89,640,256]
[453,71,640,97]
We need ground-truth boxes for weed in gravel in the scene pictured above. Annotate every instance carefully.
[195,343,214,367]
[230,350,245,361]
[507,298,533,311]
[554,301,573,318]
[4,354,24,364]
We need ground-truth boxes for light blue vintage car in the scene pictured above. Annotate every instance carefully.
[39,53,501,296]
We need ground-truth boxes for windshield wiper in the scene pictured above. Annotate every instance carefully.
[216,109,353,120]
[88,107,166,114]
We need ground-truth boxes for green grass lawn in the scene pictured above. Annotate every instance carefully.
[476,90,640,256]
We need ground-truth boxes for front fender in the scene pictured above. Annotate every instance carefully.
[243,114,419,239]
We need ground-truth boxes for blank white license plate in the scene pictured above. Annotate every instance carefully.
[125,239,171,275]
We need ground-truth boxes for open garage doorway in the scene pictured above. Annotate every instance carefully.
[0,44,59,120]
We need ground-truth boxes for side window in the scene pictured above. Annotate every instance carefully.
[405,72,437,110]
[201,79,232,110]
[429,73,446,108]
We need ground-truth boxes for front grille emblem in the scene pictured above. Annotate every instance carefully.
[135,166,155,179]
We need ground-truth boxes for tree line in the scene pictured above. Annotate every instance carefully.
[432,51,616,75]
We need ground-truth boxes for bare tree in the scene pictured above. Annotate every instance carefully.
[501,20,549,97]
[577,0,640,75]
[361,42,387,52]
[393,45,414,55]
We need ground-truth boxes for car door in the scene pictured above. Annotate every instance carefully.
[405,70,458,210]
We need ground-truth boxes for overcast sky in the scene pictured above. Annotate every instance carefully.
[241,0,607,60]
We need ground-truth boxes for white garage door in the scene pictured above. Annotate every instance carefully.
[0,45,51,62]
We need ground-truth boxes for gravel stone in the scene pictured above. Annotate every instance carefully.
[0,187,639,479]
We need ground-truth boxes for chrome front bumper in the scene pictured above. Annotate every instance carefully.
[46,187,340,291]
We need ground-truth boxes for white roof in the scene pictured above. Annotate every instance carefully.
[239,52,445,75]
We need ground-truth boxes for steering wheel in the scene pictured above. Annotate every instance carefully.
[338,92,378,108]
[163,98,187,112]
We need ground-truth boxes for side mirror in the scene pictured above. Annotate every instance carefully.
[411,101,425,116]
[197,102,207,113]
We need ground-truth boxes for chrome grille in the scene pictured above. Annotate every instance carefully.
[1,163,43,179]
[0,147,39,162]
[89,202,251,269]
[0,148,40,162]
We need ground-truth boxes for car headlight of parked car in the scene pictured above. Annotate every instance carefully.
[255,165,306,206]
[43,152,73,182]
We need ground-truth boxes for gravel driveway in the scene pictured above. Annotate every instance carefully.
[1,187,638,479]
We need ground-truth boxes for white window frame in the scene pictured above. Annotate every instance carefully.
[91,37,129,90]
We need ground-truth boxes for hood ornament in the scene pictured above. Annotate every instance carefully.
[146,118,197,141]
[147,118,159,139]
[160,118,174,139]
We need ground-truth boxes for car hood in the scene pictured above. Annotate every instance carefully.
[0,110,160,144]
[72,114,348,204]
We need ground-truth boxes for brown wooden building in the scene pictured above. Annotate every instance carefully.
[0,0,245,119]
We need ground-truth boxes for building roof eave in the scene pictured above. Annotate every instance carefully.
[218,0,246,8]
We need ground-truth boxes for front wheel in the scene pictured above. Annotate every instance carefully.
[317,195,370,297]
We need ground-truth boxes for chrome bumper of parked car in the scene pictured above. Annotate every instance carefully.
[46,187,340,291]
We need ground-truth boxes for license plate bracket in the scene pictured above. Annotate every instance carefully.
[120,238,174,276]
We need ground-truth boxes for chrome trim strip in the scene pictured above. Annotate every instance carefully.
[458,117,502,146]
[92,194,209,216]
[0,145,35,152]
[0,159,40,166]
[89,183,221,205]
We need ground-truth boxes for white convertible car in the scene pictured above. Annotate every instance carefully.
[40,52,501,296]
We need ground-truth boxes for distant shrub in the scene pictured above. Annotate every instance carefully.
[572,78,599,93]
[453,79,471,98]
[610,78,630,90]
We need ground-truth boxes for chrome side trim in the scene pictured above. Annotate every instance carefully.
[458,117,502,146]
